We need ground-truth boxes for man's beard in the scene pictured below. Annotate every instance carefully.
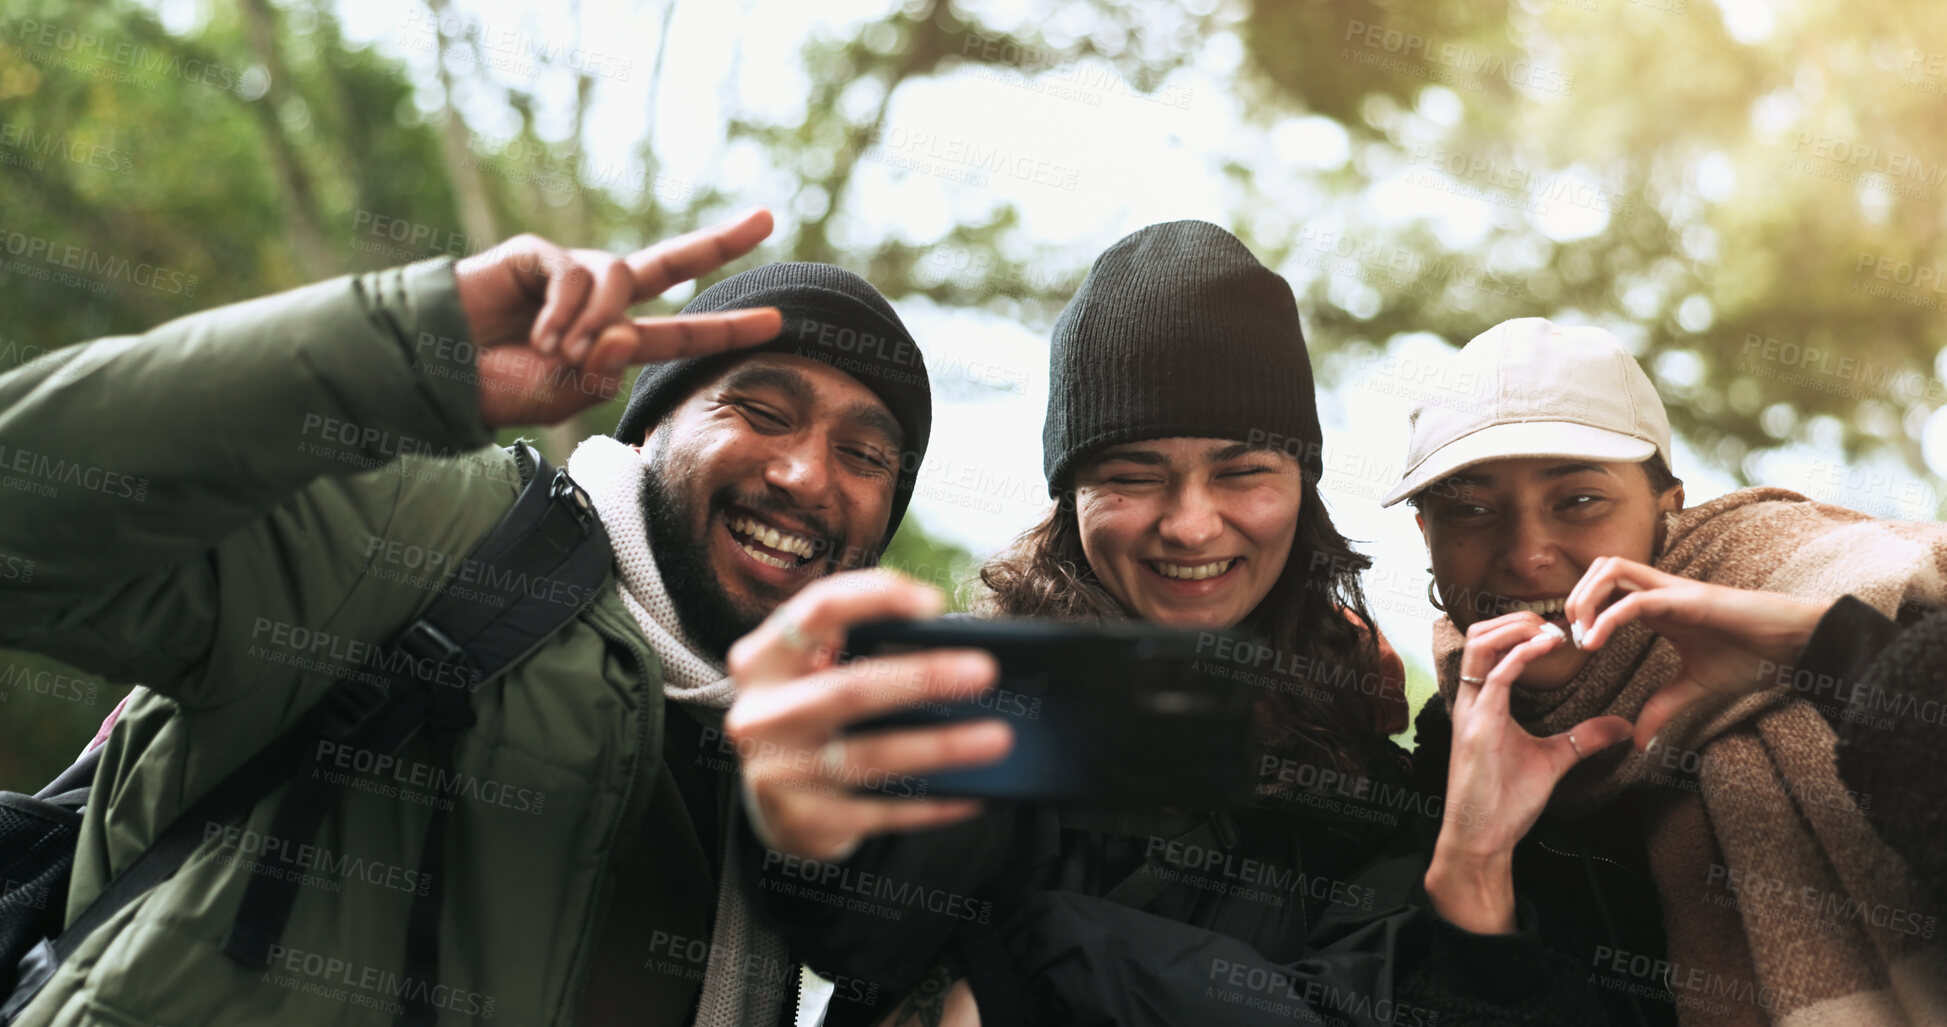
[638,467,766,662]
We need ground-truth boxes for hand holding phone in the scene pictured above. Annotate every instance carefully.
[845,618,1258,807]
[724,570,1010,862]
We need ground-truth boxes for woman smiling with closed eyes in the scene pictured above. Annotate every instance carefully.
[1069,437,1306,630]
[735,221,1442,1027]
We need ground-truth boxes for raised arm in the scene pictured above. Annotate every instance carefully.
[0,214,781,695]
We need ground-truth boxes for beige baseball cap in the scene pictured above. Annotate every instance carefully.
[1378,318,1672,508]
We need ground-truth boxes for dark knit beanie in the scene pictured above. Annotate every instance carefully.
[1043,220,1323,492]
[614,262,932,539]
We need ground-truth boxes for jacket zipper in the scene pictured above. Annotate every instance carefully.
[554,599,660,1025]
[1534,836,1659,1027]
[1533,837,1649,886]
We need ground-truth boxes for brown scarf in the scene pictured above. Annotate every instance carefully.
[1433,487,1947,1026]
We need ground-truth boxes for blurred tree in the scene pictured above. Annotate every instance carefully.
[1225,0,1947,504]
[7,0,1947,776]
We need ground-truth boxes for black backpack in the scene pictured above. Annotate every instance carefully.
[0,443,611,1026]
[0,755,95,995]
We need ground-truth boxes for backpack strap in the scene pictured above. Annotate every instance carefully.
[221,443,611,1026]
[2,444,610,1027]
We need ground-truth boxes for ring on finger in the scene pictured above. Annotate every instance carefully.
[817,738,847,779]
[779,615,813,650]
[1459,674,1486,686]
[1568,732,1584,759]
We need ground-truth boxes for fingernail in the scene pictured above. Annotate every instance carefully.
[538,331,560,355]
[961,651,999,680]
[1537,622,1568,645]
[1570,620,1588,648]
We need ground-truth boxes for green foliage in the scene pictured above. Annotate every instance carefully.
[0,652,124,790]
[878,513,979,611]
[1227,1,1947,499]
[5,0,1943,779]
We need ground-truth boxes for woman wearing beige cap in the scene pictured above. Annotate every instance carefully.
[1384,317,1947,1025]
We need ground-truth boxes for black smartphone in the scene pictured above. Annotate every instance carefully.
[842,618,1258,807]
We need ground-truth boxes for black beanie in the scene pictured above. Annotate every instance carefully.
[1042,220,1324,492]
[614,262,932,540]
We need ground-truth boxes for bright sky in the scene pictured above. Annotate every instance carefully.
[193,0,1776,668]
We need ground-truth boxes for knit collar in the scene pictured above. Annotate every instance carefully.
[566,435,735,709]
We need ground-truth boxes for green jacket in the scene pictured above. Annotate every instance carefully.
[0,260,684,1025]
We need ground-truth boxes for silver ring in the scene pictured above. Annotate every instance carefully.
[1568,732,1584,759]
[817,738,846,779]
[779,615,812,649]
[1459,674,1486,686]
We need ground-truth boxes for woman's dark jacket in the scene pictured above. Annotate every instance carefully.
[1403,595,1947,1027]
[742,736,1602,1027]
[740,597,1942,1027]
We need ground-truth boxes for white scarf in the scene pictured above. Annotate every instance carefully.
[568,435,738,708]
[567,435,791,1027]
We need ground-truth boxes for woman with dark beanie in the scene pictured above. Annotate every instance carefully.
[728,222,1592,1026]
